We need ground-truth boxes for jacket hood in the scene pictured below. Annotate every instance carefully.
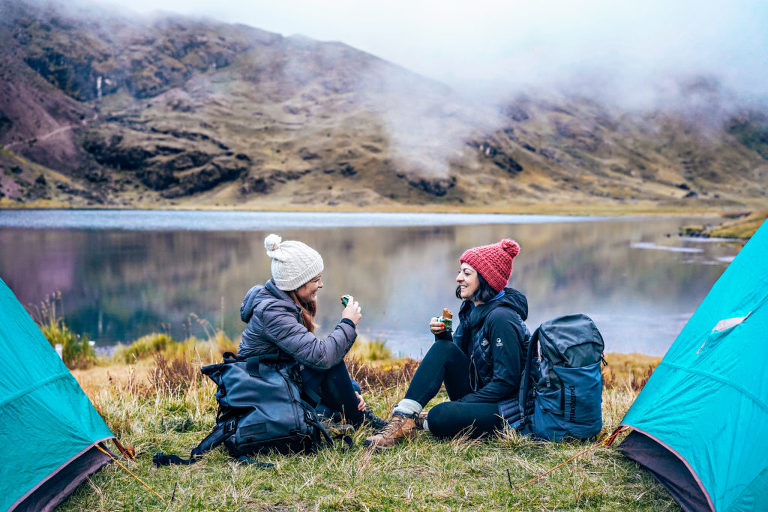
[460,287,528,329]
[239,280,298,322]
[240,284,264,322]
[498,288,528,321]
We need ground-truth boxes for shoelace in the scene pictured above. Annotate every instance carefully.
[363,410,387,428]
[377,414,407,435]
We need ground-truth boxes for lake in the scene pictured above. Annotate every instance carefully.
[0,210,741,357]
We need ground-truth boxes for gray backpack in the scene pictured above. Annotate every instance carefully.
[153,352,332,467]
[520,314,605,441]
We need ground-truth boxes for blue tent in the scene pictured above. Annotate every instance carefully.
[0,277,115,511]
[618,220,768,511]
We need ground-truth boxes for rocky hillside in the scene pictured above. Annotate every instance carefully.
[1,0,767,211]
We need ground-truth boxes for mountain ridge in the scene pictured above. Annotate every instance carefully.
[1,0,767,211]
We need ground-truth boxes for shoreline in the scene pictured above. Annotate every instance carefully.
[1,199,758,217]
[3,201,764,237]
[0,208,672,231]
[3,205,760,238]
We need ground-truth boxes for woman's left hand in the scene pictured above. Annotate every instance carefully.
[429,317,446,334]
[355,392,367,412]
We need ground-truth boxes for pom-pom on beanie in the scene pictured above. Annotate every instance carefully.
[264,234,324,291]
[459,239,521,292]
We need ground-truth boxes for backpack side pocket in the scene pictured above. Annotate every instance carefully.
[533,361,603,441]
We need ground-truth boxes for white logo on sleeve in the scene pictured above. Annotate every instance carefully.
[495,338,503,347]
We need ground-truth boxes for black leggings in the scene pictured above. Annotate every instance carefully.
[404,340,503,439]
[301,362,364,427]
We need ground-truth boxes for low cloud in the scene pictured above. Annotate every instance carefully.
[86,0,768,108]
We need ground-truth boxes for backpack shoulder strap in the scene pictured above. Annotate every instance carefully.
[153,417,237,466]
[518,328,540,425]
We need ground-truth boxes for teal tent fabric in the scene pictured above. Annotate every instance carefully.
[0,277,114,511]
[620,220,768,512]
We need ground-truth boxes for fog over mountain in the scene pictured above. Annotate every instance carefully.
[1,0,767,210]
[84,0,768,106]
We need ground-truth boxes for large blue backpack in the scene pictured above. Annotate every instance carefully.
[520,314,605,441]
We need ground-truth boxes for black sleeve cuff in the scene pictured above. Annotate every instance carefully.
[434,330,453,341]
[340,318,357,329]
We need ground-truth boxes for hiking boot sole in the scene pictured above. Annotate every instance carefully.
[363,433,416,450]
[363,439,397,450]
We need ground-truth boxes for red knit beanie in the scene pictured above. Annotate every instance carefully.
[459,239,521,292]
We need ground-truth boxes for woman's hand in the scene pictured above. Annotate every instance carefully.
[429,317,446,334]
[355,392,367,412]
[342,296,362,325]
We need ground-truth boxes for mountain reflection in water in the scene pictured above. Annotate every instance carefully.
[0,213,741,357]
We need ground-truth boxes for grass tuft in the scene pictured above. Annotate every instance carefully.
[347,338,393,361]
[113,333,175,363]
[149,353,197,395]
[31,291,96,369]
[112,328,237,366]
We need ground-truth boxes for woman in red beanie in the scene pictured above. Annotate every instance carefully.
[365,239,530,448]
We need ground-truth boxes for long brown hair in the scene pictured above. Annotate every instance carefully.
[288,290,318,333]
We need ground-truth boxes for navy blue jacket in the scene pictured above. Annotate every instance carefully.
[238,279,357,370]
[437,287,529,404]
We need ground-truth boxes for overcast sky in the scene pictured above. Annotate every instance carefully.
[88,0,768,103]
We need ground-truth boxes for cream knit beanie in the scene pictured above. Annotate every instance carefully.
[264,234,324,291]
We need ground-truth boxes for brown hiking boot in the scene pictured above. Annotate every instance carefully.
[363,413,417,449]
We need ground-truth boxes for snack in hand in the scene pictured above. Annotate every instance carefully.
[438,308,453,331]
[340,294,352,307]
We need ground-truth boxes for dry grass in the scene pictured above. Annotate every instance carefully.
[680,209,767,239]
[346,338,393,362]
[706,209,767,238]
[62,351,673,512]
[148,353,198,395]
[602,353,661,394]
[63,335,670,511]
[344,357,419,394]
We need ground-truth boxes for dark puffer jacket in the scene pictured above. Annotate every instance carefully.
[238,279,357,370]
[438,287,530,404]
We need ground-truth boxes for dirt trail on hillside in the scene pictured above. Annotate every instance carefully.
[4,124,73,150]
[3,113,98,150]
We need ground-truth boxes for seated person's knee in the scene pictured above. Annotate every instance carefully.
[426,402,454,438]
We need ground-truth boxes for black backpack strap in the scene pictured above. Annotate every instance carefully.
[302,386,323,407]
[280,363,323,407]
[244,352,292,377]
[191,417,237,458]
[152,453,195,466]
[297,397,335,448]
[518,328,540,427]
[245,356,262,377]
[153,417,237,467]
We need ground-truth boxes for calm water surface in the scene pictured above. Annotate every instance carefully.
[0,210,741,357]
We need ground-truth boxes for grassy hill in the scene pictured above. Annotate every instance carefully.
[1,0,768,212]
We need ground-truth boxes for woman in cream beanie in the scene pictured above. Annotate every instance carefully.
[238,234,386,431]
